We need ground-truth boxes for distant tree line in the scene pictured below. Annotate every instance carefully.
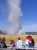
[25,32,37,35]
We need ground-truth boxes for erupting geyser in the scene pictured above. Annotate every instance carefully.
[7,0,22,34]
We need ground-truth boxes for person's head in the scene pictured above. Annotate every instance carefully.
[26,35,32,41]
[18,37,20,40]
[10,40,14,44]
[2,37,6,42]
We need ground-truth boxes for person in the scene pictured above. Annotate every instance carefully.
[0,37,3,48]
[10,40,15,47]
[1,37,7,48]
[25,35,35,50]
[16,37,23,49]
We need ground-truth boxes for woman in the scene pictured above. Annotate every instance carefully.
[25,35,35,50]
[10,40,15,47]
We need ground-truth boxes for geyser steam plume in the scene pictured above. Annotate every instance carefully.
[7,0,22,34]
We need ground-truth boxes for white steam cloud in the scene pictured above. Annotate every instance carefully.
[7,0,22,34]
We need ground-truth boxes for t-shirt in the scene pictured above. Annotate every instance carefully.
[16,40,23,49]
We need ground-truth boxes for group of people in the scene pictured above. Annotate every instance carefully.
[9,35,35,49]
[0,35,35,49]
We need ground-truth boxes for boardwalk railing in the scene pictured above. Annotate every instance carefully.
[0,48,37,50]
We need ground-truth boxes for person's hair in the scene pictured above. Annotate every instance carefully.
[2,37,6,41]
[26,36,32,39]
[32,39,35,46]
[18,37,20,40]
[0,37,2,41]
[10,40,15,44]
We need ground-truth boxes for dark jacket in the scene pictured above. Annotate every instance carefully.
[1,42,7,48]
[3,42,7,48]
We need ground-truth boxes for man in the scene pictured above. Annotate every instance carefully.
[16,37,23,49]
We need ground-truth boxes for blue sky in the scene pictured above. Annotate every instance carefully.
[21,0,37,25]
[20,0,37,33]
[0,0,37,34]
